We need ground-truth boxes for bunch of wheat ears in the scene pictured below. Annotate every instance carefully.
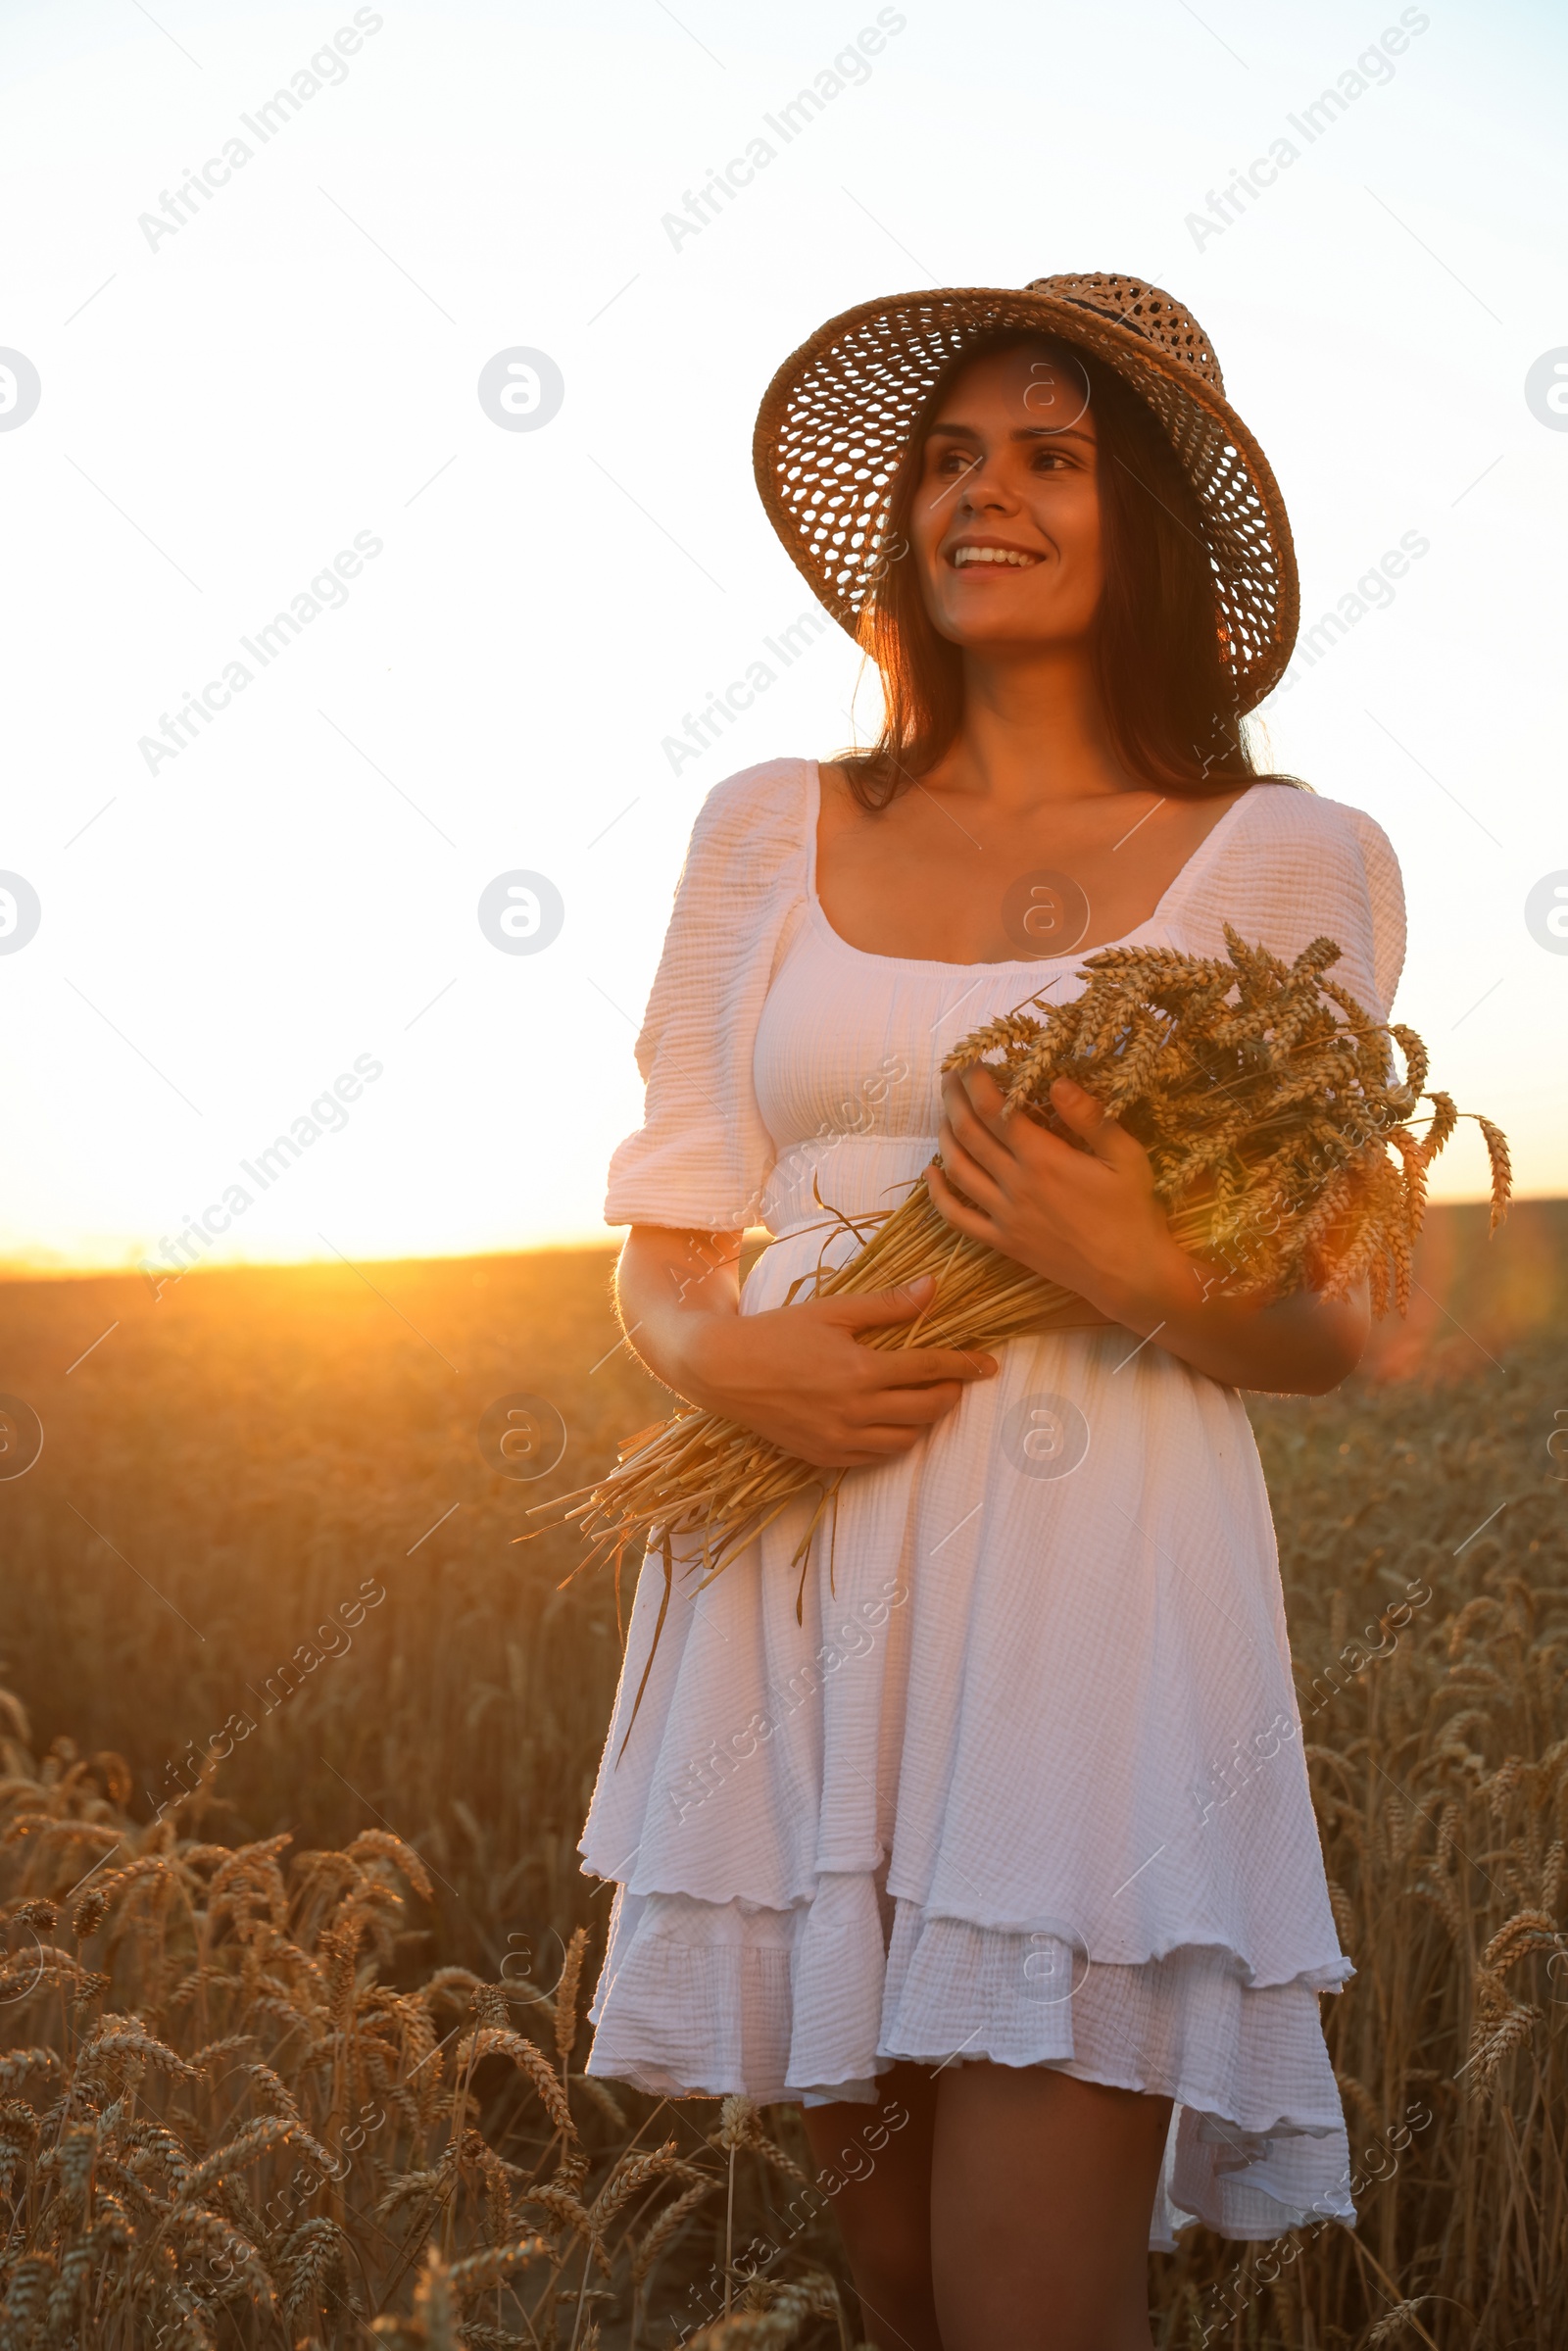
[524,928,1510,1715]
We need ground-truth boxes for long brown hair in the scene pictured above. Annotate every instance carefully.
[838,327,1300,810]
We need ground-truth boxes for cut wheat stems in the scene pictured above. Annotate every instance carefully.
[520,926,1510,1754]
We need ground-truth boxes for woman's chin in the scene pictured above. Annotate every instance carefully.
[934,610,1096,656]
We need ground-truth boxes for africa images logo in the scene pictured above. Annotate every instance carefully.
[0,349,41,431]
[476,349,564,432]
[1525,874,1568,956]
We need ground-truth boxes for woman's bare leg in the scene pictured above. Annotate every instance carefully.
[798,2064,943,2350]
[930,2062,1173,2351]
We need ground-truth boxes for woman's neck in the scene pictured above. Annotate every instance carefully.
[929,638,1134,812]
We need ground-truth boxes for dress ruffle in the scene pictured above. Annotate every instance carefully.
[586,1871,1355,2251]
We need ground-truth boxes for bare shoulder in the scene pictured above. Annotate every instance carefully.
[814,757,858,817]
[1184,779,1253,835]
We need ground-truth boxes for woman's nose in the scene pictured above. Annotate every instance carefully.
[957,462,1016,513]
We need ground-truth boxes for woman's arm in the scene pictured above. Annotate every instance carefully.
[614,1223,1001,1468]
[925,1068,1370,1396]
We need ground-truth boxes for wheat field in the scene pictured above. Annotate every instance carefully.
[1,1203,1565,2346]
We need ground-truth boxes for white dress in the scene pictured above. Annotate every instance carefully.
[578,757,1405,2250]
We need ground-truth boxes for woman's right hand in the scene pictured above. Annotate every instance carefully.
[678,1273,999,1470]
[614,1230,999,1471]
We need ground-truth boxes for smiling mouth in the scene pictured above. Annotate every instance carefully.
[950,545,1041,569]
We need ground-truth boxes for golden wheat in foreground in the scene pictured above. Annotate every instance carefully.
[2,1260,1565,2344]
[523,928,1510,1694]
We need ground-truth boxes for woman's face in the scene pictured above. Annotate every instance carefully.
[906,338,1104,654]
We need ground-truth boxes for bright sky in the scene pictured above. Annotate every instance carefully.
[0,0,1562,1276]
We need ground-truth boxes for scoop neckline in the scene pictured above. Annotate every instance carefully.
[804,758,1259,975]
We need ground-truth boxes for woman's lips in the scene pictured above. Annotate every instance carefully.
[948,545,1042,570]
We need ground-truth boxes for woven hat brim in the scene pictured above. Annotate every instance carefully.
[752,285,1298,712]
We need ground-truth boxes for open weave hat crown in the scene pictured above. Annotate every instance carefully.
[753,272,1299,710]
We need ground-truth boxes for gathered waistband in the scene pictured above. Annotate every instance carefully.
[760,1130,942,1244]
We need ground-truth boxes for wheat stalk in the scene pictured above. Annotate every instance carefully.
[521,927,1510,1749]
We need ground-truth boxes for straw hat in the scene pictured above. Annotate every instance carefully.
[752,272,1298,711]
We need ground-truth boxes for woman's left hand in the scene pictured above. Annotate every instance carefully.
[926,1063,1371,1395]
[925,1065,1197,1332]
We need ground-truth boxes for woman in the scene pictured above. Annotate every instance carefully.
[576,275,1404,2350]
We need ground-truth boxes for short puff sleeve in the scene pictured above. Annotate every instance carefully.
[603,759,809,1233]
[1175,786,1406,1024]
